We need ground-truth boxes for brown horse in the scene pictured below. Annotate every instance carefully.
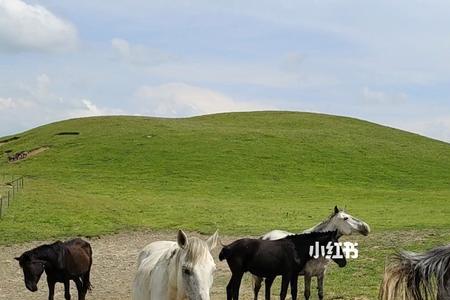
[15,238,93,300]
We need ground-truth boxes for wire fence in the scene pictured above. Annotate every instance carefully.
[0,175,24,219]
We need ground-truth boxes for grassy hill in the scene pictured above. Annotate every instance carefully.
[0,111,449,245]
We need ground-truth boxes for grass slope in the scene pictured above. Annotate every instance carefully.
[1,111,450,299]
[1,111,449,243]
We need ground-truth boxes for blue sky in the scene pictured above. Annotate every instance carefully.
[1,0,450,142]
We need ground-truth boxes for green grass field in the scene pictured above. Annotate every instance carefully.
[1,111,449,298]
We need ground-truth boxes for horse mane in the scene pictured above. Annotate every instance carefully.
[183,237,209,266]
[303,210,339,233]
[286,230,336,242]
[21,241,62,259]
[379,244,450,300]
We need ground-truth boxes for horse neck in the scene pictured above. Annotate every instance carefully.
[30,245,56,262]
[290,233,330,251]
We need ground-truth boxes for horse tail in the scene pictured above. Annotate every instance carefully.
[219,246,231,261]
[82,272,92,292]
[83,242,93,292]
[379,245,450,300]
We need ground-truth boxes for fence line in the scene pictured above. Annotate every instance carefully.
[0,175,24,219]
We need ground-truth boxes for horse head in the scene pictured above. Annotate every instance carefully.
[15,253,46,292]
[15,241,65,293]
[176,230,219,300]
[329,206,371,237]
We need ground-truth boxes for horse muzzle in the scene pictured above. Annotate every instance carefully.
[25,282,38,292]
[360,224,370,236]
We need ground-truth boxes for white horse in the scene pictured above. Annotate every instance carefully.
[253,206,370,300]
[380,244,450,300]
[133,230,219,300]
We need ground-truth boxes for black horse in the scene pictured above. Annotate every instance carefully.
[15,238,93,300]
[219,231,346,300]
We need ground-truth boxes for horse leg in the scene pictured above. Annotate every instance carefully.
[227,273,243,300]
[264,276,275,300]
[252,275,263,300]
[74,278,85,300]
[231,272,244,300]
[304,275,311,300]
[46,278,55,300]
[226,276,234,300]
[279,275,290,300]
[64,280,71,300]
[290,274,298,300]
[317,274,324,300]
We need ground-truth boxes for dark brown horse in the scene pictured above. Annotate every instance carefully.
[15,238,93,300]
[219,231,346,300]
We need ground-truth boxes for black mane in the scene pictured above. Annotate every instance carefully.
[285,230,337,242]
[19,241,62,262]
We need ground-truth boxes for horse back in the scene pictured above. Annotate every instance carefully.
[222,238,298,275]
[251,239,299,273]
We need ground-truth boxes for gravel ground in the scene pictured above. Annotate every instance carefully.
[0,231,256,300]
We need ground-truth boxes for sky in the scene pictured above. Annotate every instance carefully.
[1,0,450,142]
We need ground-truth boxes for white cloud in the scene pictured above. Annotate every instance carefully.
[135,82,274,116]
[0,97,33,110]
[0,74,123,135]
[0,0,78,53]
[111,38,176,66]
[361,87,407,105]
[68,99,124,118]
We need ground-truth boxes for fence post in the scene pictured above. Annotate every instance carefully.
[0,175,24,219]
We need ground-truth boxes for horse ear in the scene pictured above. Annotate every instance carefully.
[334,206,339,214]
[14,257,20,261]
[177,230,189,249]
[206,230,219,251]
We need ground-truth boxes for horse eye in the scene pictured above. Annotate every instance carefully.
[344,217,349,221]
[183,268,192,276]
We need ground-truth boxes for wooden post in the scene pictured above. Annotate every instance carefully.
[0,176,25,219]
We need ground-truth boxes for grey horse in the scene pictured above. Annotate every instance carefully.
[253,206,370,300]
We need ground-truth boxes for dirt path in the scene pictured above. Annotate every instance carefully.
[0,231,257,300]
[27,147,49,157]
[2,229,431,299]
